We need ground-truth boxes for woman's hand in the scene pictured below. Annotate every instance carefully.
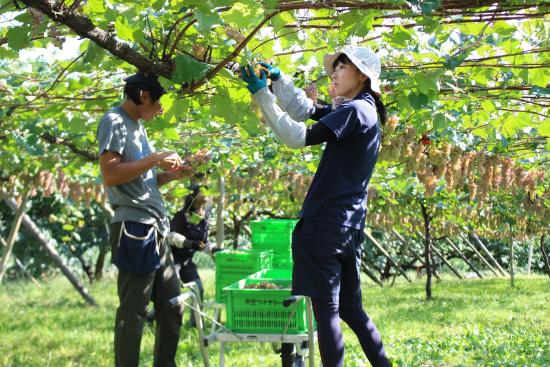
[304,83,318,103]
[241,65,268,94]
[258,62,281,81]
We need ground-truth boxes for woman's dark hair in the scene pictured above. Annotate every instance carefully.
[332,54,387,125]
[183,185,204,213]
[123,84,163,105]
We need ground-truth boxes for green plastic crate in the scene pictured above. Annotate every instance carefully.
[251,247,292,269]
[248,269,292,280]
[215,249,272,303]
[273,254,293,269]
[250,219,297,249]
[223,278,311,334]
[251,219,297,269]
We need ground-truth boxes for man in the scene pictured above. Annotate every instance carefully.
[97,71,192,367]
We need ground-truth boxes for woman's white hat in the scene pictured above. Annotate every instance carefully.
[323,46,382,96]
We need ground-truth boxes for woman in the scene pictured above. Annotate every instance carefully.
[241,47,391,367]
[170,185,209,326]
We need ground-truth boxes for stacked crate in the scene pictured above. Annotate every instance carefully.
[250,219,297,269]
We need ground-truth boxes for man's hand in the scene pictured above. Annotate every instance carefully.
[258,62,281,81]
[156,151,182,170]
[157,165,193,186]
[170,164,194,179]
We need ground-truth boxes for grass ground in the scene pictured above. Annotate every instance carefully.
[0,271,548,367]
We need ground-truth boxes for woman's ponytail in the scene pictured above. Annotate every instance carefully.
[365,79,387,125]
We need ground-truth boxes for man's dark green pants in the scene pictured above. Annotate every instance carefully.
[110,222,183,367]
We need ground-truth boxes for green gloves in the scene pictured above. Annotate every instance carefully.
[258,62,281,81]
[240,65,268,94]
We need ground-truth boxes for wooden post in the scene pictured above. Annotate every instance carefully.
[360,262,384,287]
[4,197,97,306]
[470,233,509,276]
[510,238,515,287]
[526,240,533,275]
[0,237,41,287]
[417,231,462,279]
[364,231,411,282]
[0,192,29,283]
[445,238,483,278]
[14,257,41,287]
[459,233,500,277]
[432,245,463,279]
[540,234,550,279]
[216,174,225,249]
[391,229,441,280]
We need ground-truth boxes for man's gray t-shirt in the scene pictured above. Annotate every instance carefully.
[97,106,169,237]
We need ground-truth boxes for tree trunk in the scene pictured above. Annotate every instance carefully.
[233,215,240,249]
[425,238,463,279]
[216,174,225,249]
[94,244,108,280]
[0,193,29,283]
[233,209,255,249]
[70,250,94,283]
[4,197,97,306]
[419,200,432,300]
[540,234,550,279]
[95,203,114,280]
[382,258,392,280]
[391,229,441,281]
[94,220,110,281]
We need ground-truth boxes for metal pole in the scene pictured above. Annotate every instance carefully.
[306,297,315,367]
[216,174,225,249]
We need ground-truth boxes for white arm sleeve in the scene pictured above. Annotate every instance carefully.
[253,87,306,149]
[271,73,315,122]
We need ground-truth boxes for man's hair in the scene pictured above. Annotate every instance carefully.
[123,84,163,105]
[123,72,165,105]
